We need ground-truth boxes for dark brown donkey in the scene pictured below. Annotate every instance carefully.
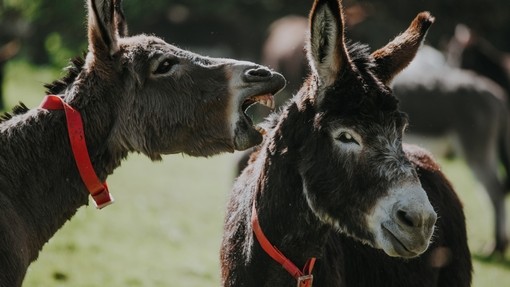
[255,15,510,256]
[0,0,285,285]
[221,0,471,286]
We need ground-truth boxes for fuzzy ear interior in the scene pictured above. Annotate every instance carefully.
[87,0,121,57]
[307,0,349,88]
[114,0,128,37]
[371,12,435,85]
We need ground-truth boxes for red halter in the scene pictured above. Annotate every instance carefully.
[251,201,316,287]
[39,95,114,209]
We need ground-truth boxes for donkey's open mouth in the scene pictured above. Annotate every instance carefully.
[233,70,285,151]
[241,93,277,134]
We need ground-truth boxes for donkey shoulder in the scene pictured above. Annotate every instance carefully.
[404,143,473,285]
[403,143,440,172]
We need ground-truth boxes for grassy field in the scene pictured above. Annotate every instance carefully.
[3,60,510,286]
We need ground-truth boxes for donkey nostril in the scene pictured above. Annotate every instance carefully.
[246,68,272,79]
[397,210,419,228]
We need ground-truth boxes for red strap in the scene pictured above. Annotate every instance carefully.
[40,95,114,209]
[251,201,316,287]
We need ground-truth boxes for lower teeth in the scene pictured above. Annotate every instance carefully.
[255,125,267,135]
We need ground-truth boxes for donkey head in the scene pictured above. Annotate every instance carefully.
[79,0,285,159]
[298,0,436,258]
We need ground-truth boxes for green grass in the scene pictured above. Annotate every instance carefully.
[23,154,235,287]
[3,60,510,286]
[439,159,510,286]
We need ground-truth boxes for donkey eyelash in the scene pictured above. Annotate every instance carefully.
[153,58,179,74]
[402,123,409,133]
[336,132,360,145]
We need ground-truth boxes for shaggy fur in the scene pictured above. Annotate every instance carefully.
[221,0,472,286]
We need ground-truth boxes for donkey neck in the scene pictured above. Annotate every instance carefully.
[252,104,331,270]
[64,82,130,179]
[0,108,104,262]
[0,85,128,262]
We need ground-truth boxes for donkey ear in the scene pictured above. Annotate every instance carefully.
[87,0,120,57]
[371,12,435,85]
[307,0,349,87]
[114,0,128,37]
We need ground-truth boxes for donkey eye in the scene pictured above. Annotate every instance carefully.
[154,58,178,74]
[402,123,409,133]
[336,132,359,145]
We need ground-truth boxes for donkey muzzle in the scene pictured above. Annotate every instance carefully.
[371,184,437,258]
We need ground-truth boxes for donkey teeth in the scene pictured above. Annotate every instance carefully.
[255,125,267,135]
[252,94,275,110]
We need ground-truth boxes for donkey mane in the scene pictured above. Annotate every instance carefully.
[345,41,376,71]
[0,102,28,123]
[0,55,85,124]
[317,42,400,120]
[44,55,86,95]
[257,41,399,145]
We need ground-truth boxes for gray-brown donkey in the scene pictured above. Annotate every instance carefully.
[0,0,285,285]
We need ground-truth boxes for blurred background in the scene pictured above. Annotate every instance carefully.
[1,0,510,286]
[2,0,510,68]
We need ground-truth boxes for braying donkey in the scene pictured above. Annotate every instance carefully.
[0,0,285,285]
[221,0,471,286]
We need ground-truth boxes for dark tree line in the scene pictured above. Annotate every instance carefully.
[0,0,509,66]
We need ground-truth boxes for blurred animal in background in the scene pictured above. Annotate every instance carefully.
[237,5,510,257]
[0,8,29,110]
[0,40,19,110]
[447,24,510,96]
[244,16,308,125]
[395,23,510,256]
[0,0,285,285]
[393,44,510,256]
[222,0,472,286]
[262,15,308,99]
